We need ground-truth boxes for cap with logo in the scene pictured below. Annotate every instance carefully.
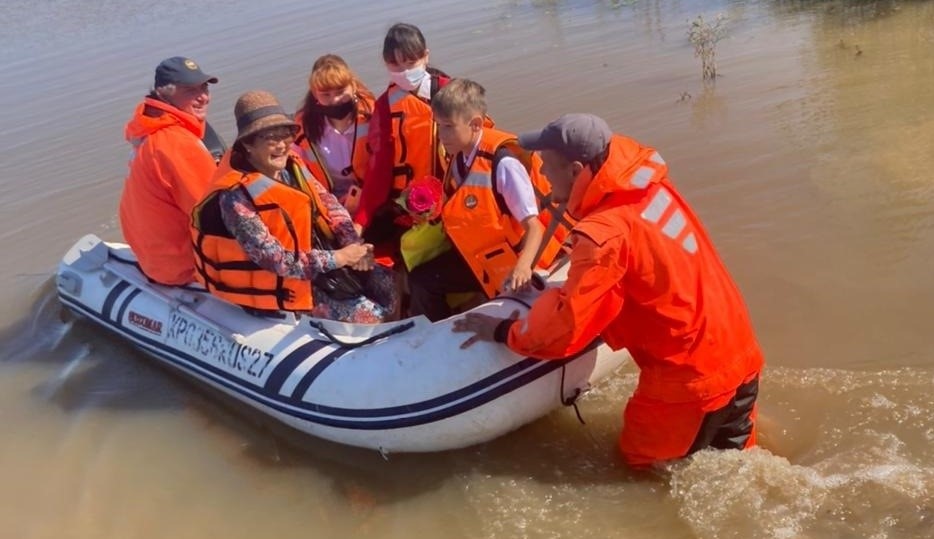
[154,56,218,87]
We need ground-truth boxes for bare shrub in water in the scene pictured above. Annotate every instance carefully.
[688,14,729,81]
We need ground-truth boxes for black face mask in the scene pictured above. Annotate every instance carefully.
[314,99,355,120]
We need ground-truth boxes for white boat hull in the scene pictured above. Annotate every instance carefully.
[56,234,629,453]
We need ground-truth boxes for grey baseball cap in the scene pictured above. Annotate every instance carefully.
[518,113,612,163]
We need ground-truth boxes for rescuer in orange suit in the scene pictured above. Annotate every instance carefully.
[452,114,765,468]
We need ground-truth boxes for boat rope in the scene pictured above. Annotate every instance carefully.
[559,363,586,425]
[308,320,415,349]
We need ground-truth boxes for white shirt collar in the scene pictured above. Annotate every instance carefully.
[462,130,483,168]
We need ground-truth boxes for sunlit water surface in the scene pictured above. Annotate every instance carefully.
[1,1,933,538]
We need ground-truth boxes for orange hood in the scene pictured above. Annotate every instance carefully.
[125,97,205,147]
[567,134,665,218]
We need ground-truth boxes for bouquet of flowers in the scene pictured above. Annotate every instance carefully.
[395,176,451,270]
[395,175,444,226]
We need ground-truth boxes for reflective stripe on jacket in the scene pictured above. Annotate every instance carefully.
[191,155,329,311]
[119,97,217,285]
[507,135,764,403]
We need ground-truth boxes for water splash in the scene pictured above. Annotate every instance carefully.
[669,366,934,539]
[669,441,933,538]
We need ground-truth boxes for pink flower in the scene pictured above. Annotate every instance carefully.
[396,176,443,223]
[407,184,436,214]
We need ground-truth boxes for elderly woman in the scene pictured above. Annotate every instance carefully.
[295,54,375,212]
[191,90,397,323]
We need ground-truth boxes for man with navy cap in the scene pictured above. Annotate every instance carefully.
[453,113,765,469]
[118,56,223,285]
[151,56,219,120]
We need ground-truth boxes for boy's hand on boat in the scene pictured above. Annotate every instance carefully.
[453,310,520,349]
[505,266,533,293]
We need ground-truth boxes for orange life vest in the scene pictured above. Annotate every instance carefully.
[516,149,576,269]
[294,99,372,193]
[383,81,447,197]
[191,154,333,311]
[440,128,571,298]
[508,135,764,403]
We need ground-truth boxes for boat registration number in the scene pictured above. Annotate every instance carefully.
[167,313,274,381]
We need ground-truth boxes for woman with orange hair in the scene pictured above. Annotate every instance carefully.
[295,54,375,213]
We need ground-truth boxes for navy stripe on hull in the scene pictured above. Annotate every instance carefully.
[115,288,142,325]
[288,347,347,403]
[102,281,131,321]
[59,288,592,432]
[262,339,329,392]
[300,357,545,418]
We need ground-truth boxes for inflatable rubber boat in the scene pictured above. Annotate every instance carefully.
[56,234,630,453]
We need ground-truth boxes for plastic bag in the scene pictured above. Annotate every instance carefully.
[400,221,452,271]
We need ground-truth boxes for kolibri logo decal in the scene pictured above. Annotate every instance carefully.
[128,311,164,336]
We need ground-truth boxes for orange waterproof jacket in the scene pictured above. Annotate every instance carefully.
[441,128,571,297]
[191,154,331,311]
[294,96,373,193]
[119,97,217,285]
[507,135,764,403]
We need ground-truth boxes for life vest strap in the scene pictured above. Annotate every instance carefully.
[199,272,293,302]
[393,164,414,182]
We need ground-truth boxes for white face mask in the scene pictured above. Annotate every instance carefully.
[388,65,428,91]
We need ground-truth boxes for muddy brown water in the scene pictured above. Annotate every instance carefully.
[1,1,932,538]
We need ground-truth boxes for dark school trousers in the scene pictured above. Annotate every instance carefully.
[407,248,483,322]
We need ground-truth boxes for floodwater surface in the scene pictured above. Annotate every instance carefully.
[1,1,933,538]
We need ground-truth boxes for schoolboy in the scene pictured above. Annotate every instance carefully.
[407,79,547,321]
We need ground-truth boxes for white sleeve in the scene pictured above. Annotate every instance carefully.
[495,156,540,223]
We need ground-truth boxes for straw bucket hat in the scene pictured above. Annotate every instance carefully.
[234,90,298,142]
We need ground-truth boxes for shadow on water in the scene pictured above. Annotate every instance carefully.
[0,278,186,412]
[0,278,72,364]
[182,383,670,530]
[2,278,654,505]
[163,358,651,496]
[32,318,189,413]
